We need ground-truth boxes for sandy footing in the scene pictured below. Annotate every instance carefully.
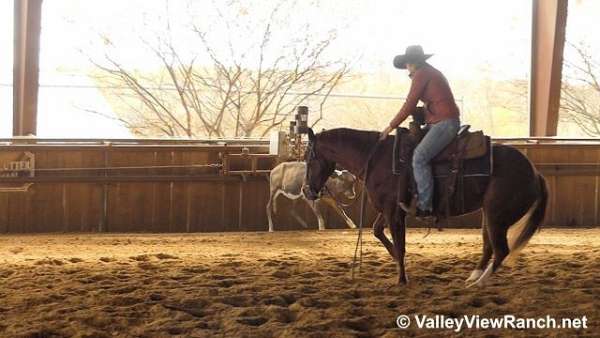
[0,228,598,337]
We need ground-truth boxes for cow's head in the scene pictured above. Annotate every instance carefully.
[326,170,358,201]
[303,128,335,200]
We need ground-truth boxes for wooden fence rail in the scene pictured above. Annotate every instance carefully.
[0,139,598,233]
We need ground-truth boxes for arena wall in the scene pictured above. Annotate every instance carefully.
[0,139,598,233]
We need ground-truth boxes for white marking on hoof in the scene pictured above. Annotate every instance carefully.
[466,263,493,288]
[465,269,483,284]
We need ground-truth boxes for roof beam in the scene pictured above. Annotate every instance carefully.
[13,0,43,136]
[529,0,568,136]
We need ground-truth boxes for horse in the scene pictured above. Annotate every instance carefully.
[302,127,548,287]
[267,161,357,232]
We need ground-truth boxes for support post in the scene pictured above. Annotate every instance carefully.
[13,0,43,136]
[529,0,568,136]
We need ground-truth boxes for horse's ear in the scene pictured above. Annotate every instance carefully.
[307,128,316,142]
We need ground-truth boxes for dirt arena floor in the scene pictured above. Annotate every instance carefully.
[0,228,598,337]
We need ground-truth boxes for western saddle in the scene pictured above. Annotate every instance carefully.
[393,107,492,218]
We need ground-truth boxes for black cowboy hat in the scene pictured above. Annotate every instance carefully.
[393,45,433,69]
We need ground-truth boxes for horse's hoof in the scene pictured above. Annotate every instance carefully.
[466,279,486,289]
[465,269,483,284]
[466,264,493,288]
[387,280,409,291]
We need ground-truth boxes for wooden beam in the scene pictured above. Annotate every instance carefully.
[13,0,43,136]
[530,0,568,136]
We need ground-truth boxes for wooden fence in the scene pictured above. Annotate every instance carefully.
[0,138,598,233]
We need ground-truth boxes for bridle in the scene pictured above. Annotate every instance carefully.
[358,138,383,183]
[303,139,322,200]
[305,132,383,279]
[304,139,337,198]
[350,136,383,279]
[305,134,382,197]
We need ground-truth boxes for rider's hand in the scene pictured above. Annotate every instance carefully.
[379,126,393,141]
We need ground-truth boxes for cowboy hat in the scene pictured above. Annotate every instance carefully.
[393,45,433,69]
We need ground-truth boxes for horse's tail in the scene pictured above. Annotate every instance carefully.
[508,173,548,258]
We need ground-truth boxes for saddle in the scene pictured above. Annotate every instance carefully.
[393,115,492,218]
[433,127,488,163]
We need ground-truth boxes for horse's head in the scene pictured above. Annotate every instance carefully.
[303,128,336,200]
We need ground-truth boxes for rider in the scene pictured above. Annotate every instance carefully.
[379,45,460,218]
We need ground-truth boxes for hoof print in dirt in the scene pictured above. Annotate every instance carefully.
[236,316,267,326]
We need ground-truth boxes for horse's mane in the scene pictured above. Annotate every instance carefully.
[318,128,376,146]
[318,127,409,148]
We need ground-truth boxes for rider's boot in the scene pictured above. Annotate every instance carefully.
[415,208,434,221]
[400,194,435,221]
[399,195,417,215]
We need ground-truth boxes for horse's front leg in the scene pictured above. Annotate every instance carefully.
[372,213,397,260]
[388,206,408,285]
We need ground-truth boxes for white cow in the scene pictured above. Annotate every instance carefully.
[267,161,357,232]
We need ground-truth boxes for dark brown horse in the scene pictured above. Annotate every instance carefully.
[303,128,548,287]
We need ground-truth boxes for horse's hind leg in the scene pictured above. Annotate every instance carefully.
[466,212,493,284]
[489,226,510,271]
[468,211,510,288]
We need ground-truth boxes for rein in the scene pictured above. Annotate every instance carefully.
[351,137,383,280]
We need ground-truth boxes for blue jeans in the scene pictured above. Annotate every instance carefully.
[412,118,460,211]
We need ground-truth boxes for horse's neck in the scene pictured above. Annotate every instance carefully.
[319,130,376,178]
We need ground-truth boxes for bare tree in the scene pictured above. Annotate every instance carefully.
[560,42,600,137]
[87,0,350,138]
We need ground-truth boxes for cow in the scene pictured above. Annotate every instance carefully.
[267,161,357,232]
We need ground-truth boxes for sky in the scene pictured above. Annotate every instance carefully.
[32,0,534,79]
[0,0,599,138]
